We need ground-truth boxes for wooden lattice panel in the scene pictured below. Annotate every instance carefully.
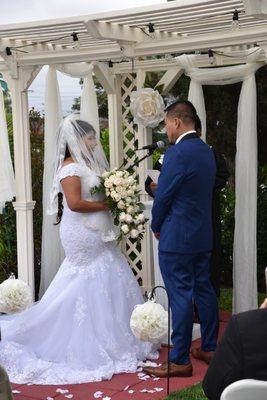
[121,73,144,287]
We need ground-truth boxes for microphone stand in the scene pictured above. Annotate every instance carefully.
[125,148,155,172]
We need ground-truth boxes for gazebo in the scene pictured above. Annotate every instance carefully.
[0,0,266,313]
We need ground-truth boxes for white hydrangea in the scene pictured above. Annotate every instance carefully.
[130,300,168,343]
[0,275,33,314]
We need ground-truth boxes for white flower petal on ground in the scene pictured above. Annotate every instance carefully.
[56,389,69,394]
[93,391,103,398]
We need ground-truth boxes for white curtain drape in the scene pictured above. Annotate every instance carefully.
[40,63,99,296]
[175,49,263,313]
[0,87,15,213]
[39,67,64,297]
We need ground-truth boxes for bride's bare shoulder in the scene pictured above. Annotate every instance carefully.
[62,157,75,167]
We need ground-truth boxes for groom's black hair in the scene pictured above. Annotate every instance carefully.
[165,100,197,126]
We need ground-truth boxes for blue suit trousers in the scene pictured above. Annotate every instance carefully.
[159,251,219,365]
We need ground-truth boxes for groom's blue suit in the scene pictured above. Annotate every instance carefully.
[151,132,219,365]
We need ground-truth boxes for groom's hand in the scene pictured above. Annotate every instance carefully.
[154,232,160,240]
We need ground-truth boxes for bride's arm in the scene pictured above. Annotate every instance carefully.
[61,176,108,213]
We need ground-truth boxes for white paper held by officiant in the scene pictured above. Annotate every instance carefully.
[147,170,160,184]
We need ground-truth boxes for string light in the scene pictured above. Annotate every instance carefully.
[232,9,240,30]
[208,49,214,64]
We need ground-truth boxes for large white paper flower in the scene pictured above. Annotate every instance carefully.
[130,88,165,128]
[0,274,33,314]
[130,300,168,343]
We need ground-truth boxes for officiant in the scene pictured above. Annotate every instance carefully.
[145,112,229,297]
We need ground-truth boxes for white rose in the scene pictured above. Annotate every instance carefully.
[125,197,132,204]
[125,214,133,224]
[118,200,125,210]
[104,180,112,188]
[121,191,128,199]
[137,224,144,232]
[130,88,165,128]
[121,224,130,234]
[127,206,134,214]
[114,193,121,202]
[116,171,124,177]
[136,213,145,222]
[127,176,134,185]
[119,212,126,222]
[110,190,117,198]
[127,189,134,196]
[130,229,139,239]
[102,171,110,178]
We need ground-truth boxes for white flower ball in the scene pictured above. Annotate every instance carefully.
[130,300,168,343]
[121,224,130,234]
[130,229,139,239]
[130,88,165,128]
[0,276,33,314]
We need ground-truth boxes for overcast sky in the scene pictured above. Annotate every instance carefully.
[1,0,166,114]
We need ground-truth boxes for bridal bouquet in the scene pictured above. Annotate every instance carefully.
[0,273,33,314]
[92,169,148,243]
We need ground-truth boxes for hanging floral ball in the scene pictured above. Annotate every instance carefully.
[0,274,33,314]
[130,300,168,343]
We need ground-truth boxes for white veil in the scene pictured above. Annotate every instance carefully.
[48,113,109,216]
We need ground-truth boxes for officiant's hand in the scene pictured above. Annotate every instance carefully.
[154,232,160,240]
[150,182,158,192]
[260,298,267,309]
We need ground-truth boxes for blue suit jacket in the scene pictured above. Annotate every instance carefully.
[151,133,216,254]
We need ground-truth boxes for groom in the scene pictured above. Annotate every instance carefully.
[144,100,219,377]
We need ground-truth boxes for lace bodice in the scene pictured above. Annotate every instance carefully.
[57,163,118,242]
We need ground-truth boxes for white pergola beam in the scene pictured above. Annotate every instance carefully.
[155,67,184,94]
[1,24,266,67]
[94,62,115,94]
[86,20,147,43]
[243,0,267,19]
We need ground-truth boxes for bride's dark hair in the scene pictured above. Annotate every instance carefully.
[54,120,96,225]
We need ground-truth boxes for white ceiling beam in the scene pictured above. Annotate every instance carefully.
[93,62,115,94]
[155,68,184,94]
[86,20,148,43]
[243,0,267,19]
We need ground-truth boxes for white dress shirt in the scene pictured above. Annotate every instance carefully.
[175,130,196,144]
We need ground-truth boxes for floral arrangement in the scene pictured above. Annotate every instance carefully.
[130,88,165,128]
[0,273,33,314]
[92,168,147,243]
[130,300,168,343]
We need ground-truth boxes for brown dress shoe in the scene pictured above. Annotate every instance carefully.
[191,347,214,364]
[142,362,193,378]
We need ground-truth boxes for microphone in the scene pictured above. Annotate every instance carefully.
[137,140,166,151]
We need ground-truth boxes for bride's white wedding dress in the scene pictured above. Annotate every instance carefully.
[0,163,158,385]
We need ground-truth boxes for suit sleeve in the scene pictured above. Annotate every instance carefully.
[151,148,186,233]
[202,315,243,400]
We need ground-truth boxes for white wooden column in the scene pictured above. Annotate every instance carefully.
[108,75,124,169]
[3,66,40,294]
[136,69,154,293]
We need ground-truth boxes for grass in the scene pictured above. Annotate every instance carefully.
[165,383,206,399]
[219,288,266,312]
[163,288,267,400]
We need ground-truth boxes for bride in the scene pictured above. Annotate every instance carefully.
[0,114,158,385]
